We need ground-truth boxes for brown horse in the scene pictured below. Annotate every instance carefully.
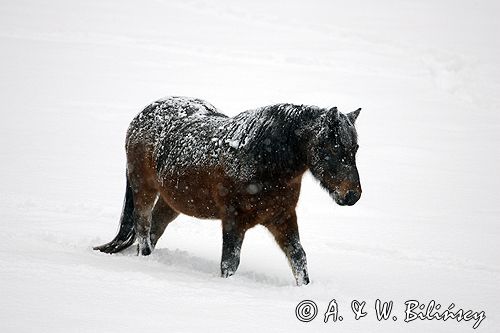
[94,96,362,285]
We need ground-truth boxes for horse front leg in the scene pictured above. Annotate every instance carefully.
[220,218,247,278]
[264,210,309,286]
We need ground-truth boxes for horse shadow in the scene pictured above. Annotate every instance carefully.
[118,246,290,287]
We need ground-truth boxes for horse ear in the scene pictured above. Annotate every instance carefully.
[347,108,361,124]
[329,106,339,119]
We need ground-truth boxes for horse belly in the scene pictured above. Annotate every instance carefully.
[158,171,221,219]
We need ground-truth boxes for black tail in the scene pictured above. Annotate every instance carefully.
[93,176,136,253]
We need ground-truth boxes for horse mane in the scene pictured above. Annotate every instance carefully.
[226,103,322,146]
[150,97,330,182]
[222,103,324,180]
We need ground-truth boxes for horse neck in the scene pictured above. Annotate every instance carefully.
[246,104,322,181]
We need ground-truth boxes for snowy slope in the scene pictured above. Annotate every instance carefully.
[0,0,499,332]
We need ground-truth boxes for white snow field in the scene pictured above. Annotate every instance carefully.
[1,0,499,332]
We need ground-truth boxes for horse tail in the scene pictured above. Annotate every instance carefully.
[93,174,136,253]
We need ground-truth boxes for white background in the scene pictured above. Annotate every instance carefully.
[0,0,499,332]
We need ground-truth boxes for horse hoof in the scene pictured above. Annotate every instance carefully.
[302,276,310,285]
[141,247,152,256]
[295,270,310,286]
[136,243,153,256]
[221,270,235,278]
[136,235,154,256]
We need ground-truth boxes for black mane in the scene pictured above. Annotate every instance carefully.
[227,103,323,180]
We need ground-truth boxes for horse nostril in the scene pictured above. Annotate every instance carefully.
[345,190,359,205]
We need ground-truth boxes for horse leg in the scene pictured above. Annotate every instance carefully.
[264,211,309,286]
[150,198,179,248]
[130,183,157,256]
[220,217,248,278]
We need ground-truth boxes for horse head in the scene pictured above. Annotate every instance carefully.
[307,107,362,206]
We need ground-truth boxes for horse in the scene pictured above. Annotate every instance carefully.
[94,96,362,285]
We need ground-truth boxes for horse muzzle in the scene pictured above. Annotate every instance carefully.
[334,189,361,206]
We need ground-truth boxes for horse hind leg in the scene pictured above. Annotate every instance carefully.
[123,142,162,256]
[93,177,136,254]
[150,197,179,248]
[132,184,158,256]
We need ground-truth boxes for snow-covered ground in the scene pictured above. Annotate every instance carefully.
[1,0,499,332]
